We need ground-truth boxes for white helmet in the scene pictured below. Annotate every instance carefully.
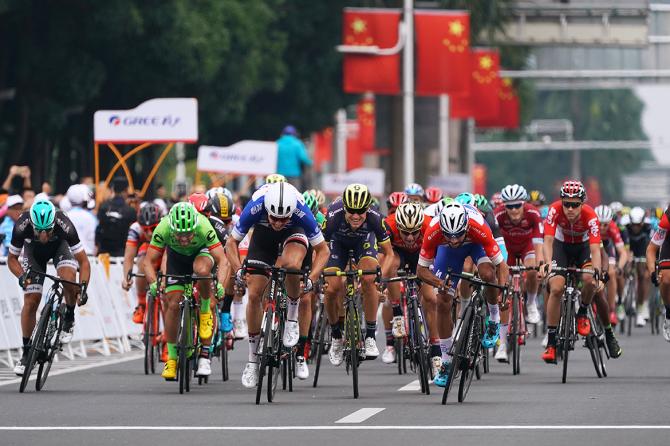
[264,182,298,218]
[609,201,623,214]
[439,202,469,237]
[594,205,613,224]
[66,184,89,206]
[501,184,528,203]
[395,202,424,232]
[629,206,645,224]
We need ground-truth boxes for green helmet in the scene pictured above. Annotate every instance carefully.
[474,194,491,212]
[30,200,56,231]
[442,197,455,205]
[455,192,475,206]
[302,191,319,216]
[169,202,199,233]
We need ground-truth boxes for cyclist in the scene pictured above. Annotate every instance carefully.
[323,184,393,365]
[404,183,425,204]
[265,173,286,184]
[528,190,549,219]
[647,204,670,340]
[417,202,508,387]
[494,184,544,362]
[306,188,327,214]
[425,196,453,219]
[539,181,608,364]
[9,199,90,376]
[387,192,407,215]
[424,187,443,205]
[595,205,628,326]
[142,202,228,380]
[381,202,441,375]
[622,206,653,327]
[224,182,329,388]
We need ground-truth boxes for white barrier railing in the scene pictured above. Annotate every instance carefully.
[0,256,142,368]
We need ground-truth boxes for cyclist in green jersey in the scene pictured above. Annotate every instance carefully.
[143,202,228,381]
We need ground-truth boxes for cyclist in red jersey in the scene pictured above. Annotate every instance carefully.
[646,205,670,340]
[494,184,544,362]
[595,205,628,326]
[380,203,441,374]
[539,181,619,363]
[387,192,408,215]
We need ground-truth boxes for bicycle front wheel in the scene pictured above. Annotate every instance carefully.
[20,302,52,393]
[312,305,328,388]
[458,312,479,403]
[346,301,360,399]
[561,295,574,384]
[511,293,521,376]
[36,311,62,391]
[144,294,154,375]
[442,305,472,405]
[410,302,430,395]
[178,303,191,395]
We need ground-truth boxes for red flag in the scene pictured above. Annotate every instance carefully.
[313,127,333,172]
[448,49,500,121]
[472,164,487,196]
[346,120,362,171]
[476,77,520,129]
[357,94,376,152]
[415,10,470,96]
[342,8,401,94]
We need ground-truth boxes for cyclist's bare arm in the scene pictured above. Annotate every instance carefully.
[417,264,443,289]
[7,252,24,280]
[378,240,394,274]
[310,240,330,283]
[74,250,90,284]
[209,244,227,285]
[646,243,659,276]
[122,244,139,290]
[142,248,162,285]
[224,236,242,273]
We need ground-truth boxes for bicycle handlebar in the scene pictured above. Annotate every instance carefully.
[448,271,507,291]
[508,265,539,273]
[382,274,418,284]
[157,272,217,282]
[322,268,380,278]
[242,259,304,276]
[550,266,595,275]
[28,269,84,288]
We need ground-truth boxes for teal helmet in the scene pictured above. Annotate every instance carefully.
[169,202,199,233]
[302,191,319,216]
[455,192,475,206]
[30,200,56,231]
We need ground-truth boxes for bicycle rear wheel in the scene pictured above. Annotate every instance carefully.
[20,302,51,393]
[312,306,328,388]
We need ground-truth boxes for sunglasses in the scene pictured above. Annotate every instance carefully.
[562,201,582,209]
[445,232,466,240]
[505,203,523,210]
[345,207,368,215]
[34,228,53,235]
[400,229,420,237]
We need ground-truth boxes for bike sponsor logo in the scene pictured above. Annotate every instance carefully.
[588,217,599,238]
[250,204,263,215]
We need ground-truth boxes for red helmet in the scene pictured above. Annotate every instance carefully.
[560,180,586,201]
[188,193,210,214]
[387,192,408,209]
[490,192,503,209]
[424,187,443,204]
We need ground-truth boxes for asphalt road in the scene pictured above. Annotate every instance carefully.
[1,323,669,446]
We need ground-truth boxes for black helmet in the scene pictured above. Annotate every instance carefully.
[138,202,161,227]
[208,193,236,221]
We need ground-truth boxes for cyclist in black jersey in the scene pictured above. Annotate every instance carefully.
[623,206,653,326]
[8,199,90,376]
[323,184,393,364]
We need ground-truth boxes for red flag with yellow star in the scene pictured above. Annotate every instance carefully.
[476,77,520,129]
[342,8,401,94]
[357,94,376,152]
[415,10,470,96]
[449,49,500,121]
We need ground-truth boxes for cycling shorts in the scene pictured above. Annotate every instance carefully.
[246,224,309,270]
[326,232,378,271]
[393,247,419,274]
[506,240,535,267]
[22,239,78,295]
[432,243,490,290]
[165,246,213,293]
[550,240,591,277]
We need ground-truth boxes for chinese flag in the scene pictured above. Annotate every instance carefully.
[342,8,401,95]
[415,10,470,96]
[448,49,500,121]
[346,120,362,171]
[313,127,333,172]
[357,94,376,152]
[476,77,520,129]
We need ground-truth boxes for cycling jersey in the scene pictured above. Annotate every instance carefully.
[600,220,624,248]
[126,222,152,247]
[9,210,84,256]
[651,212,670,247]
[231,183,324,246]
[544,201,601,245]
[323,198,390,246]
[494,203,543,253]
[419,204,503,268]
[149,214,221,256]
[625,222,652,258]
[385,212,431,254]
[208,216,230,243]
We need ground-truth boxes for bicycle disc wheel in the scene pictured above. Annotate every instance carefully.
[20,303,51,393]
[312,309,328,388]
[256,309,272,405]
[144,295,154,375]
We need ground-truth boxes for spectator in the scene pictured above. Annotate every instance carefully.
[2,165,31,195]
[22,187,35,209]
[41,181,52,196]
[0,195,24,256]
[276,125,313,190]
[65,184,98,255]
[95,177,136,256]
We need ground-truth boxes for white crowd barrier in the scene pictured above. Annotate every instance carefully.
[0,256,143,369]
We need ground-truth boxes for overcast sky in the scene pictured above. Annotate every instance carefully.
[635,85,670,165]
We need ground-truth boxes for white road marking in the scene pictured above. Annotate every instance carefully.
[398,380,420,391]
[0,353,143,387]
[1,426,670,431]
[335,408,386,424]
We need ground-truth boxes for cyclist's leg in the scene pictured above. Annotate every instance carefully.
[544,240,567,359]
[278,231,308,348]
[357,234,381,356]
[324,239,346,336]
[384,250,402,346]
[458,257,475,311]
[636,258,650,311]
[194,251,215,347]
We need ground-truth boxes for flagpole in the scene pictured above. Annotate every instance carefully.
[439,94,450,176]
[403,0,414,185]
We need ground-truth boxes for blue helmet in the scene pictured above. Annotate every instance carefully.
[282,125,298,136]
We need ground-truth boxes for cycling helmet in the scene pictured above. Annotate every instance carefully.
[307,189,326,207]
[655,207,664,220]
[30,199,56,231]
[208,193,235,221]
[404,183,424,197]
[138,202,161,227]
[611,202,624,213]
[594,205,613,224]
[343,184,372,212]
[560,180,586,201]
[439,202,469,237]
[302,191,320,216]
[395,203,424,232]
[169,202,199,233]
[490,192,503,209]
[387,192,407,209]
[501,184,528,203]
[206,187,224,199]
[188,193,210,214]
[528,190,545,205]
[264,182,298,218]
[629,206,645,224]
[424,187,443,204]
[475,194,490,211]
[455,192,475,206]
[265,173,286,184]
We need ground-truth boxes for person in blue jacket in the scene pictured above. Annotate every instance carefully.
[276,125,313,190]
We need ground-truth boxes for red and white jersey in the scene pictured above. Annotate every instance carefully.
[601,220,624,248]
[544,201,601,244]
[494,203,543,251]
[651,210,670,246]
[385,212,432,253]
[419,204,503,267]
[126,222,152,247]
